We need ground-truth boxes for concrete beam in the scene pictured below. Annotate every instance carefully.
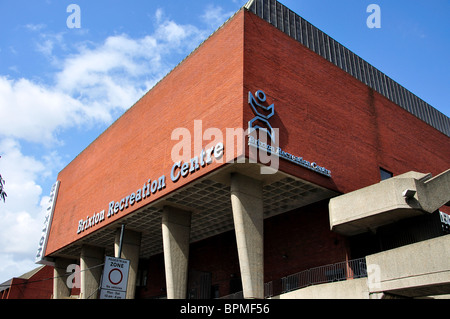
[417,169,450,213]
[162,206,192,299]
[230,173,264,299]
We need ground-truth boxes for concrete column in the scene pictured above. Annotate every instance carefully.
[80,245,105,299]
[230,173,264,299]
[162,206,192,299]
[114,228,142,299]
[53,258,75,299]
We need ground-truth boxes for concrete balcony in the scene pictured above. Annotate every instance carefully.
[329,170,450,236]
[270,235,450,299]
[366,234,450,298]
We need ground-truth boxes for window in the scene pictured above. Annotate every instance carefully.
[380,168,393,181]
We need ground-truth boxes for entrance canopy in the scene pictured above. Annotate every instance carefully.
[52,162,337,260]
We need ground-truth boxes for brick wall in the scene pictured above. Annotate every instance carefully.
[46,10,246,256]
[3,266,53,299]
[243,10,450,195]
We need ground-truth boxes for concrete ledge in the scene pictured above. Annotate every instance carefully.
[271,278,369,299]
[329,171,447,236]
[366,235,450,297]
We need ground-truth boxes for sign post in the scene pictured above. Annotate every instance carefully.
[100,256,130,299]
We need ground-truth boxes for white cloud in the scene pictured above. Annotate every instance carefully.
[0,139,49,216]
[0,5,232,284]
[35,32,65,59]
[156,20,199,44]
[24,23,46,32]
[1,7,227,146]
[54,33,162,120]
[0,139,50,283]
[0,76,88,144]
[155,8,164,24]
[0,31,183,144]
[201,4,236,29]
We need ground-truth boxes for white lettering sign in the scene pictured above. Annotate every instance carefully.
[35,181,60,265]
[75,141,225,234]
[248,135,331,177]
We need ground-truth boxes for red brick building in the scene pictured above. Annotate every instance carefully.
[0,266,53,299]
[37,0,450,299]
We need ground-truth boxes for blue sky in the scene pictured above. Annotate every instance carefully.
[0,0,449,284]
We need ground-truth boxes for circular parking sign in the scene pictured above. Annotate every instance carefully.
[108,268,123,285]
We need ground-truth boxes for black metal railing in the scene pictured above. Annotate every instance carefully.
[281,258,367,294]
[219,258,367,299]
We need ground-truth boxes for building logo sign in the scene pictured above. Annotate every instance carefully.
[248,90,275,142]
[247,89,331,177]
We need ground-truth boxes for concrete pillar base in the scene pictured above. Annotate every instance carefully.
[53,258,76,299]
[162,206,192,299]
[114,228,142,299]
[230,173,264,299]
[80,245,105,299]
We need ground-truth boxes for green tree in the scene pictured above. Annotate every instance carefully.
[0,156,6,203]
